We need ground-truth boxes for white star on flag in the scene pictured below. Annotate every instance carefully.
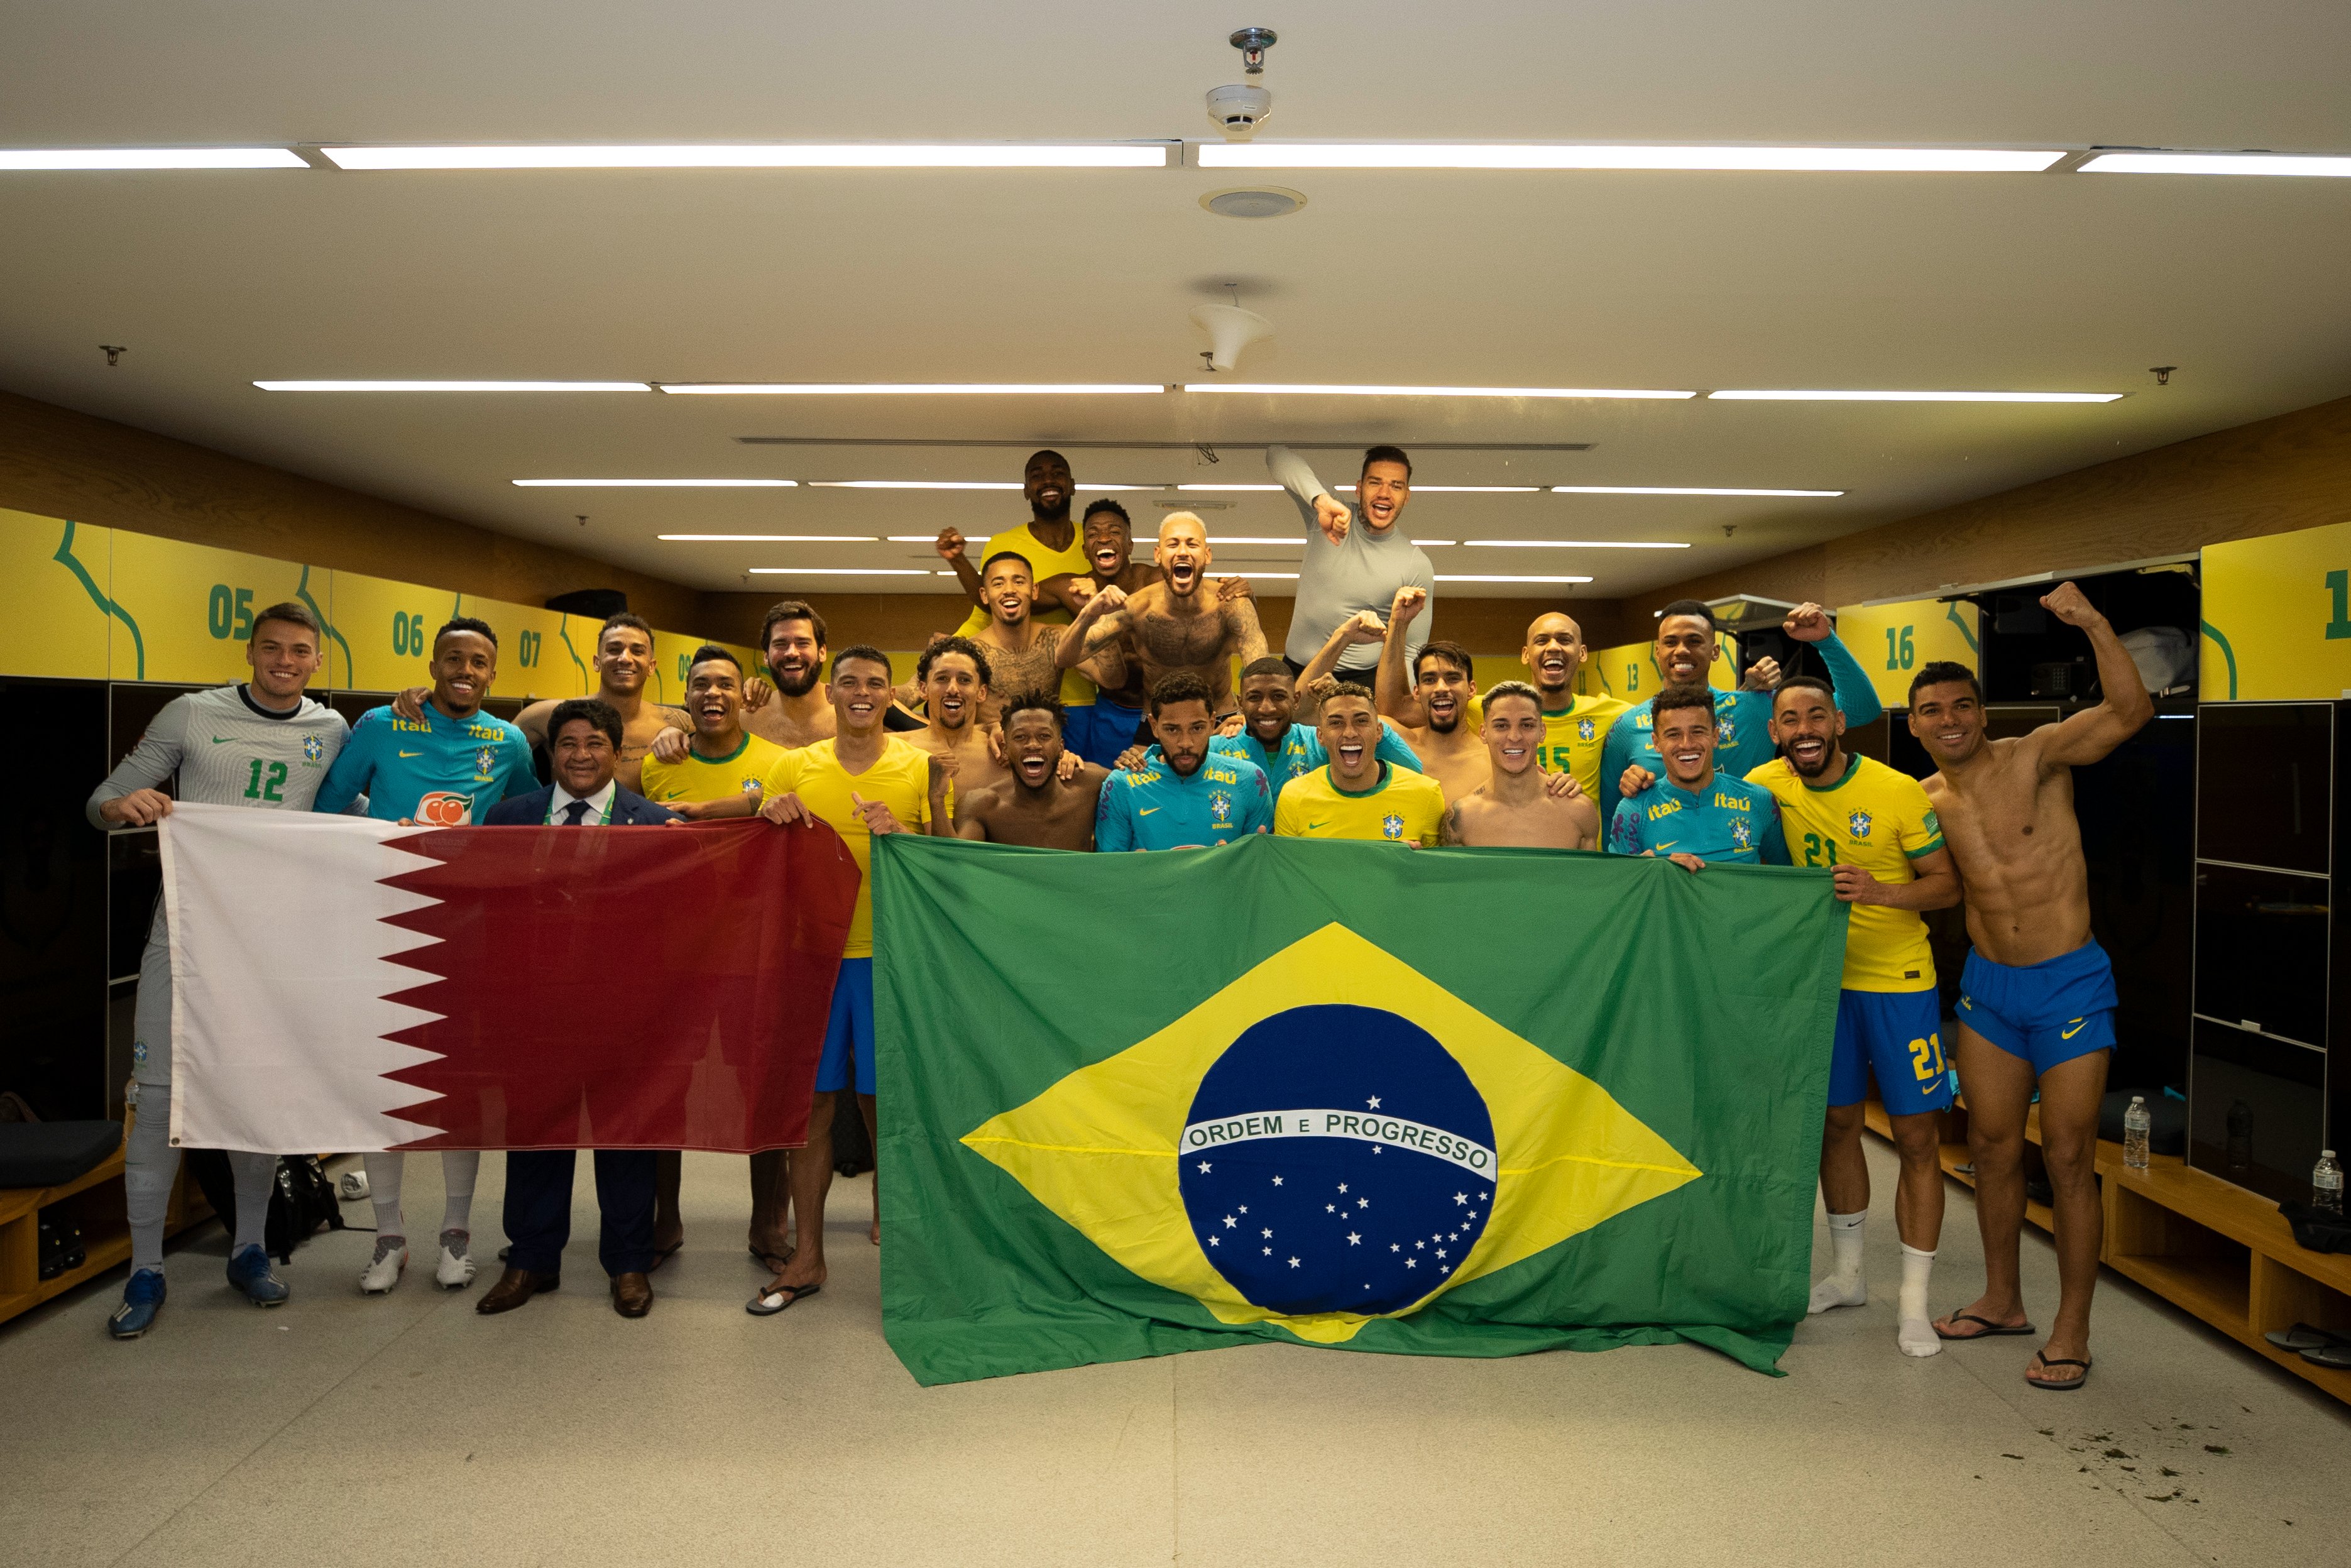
[1405,1258,1417,1269]
[1454,1193,1468,1205]
[1288,1257,1300,1268]
[1347,1233,1361,1245]
[1271,1175,1283,1186]
[1197,1161,1212,1173]
[1222,1216,1236,1228]
[1366,1096,1381,1109]
[1261,1227,1272,1238]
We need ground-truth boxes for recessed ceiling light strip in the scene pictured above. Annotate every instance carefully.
[256,380,650,392]
[1460,539,1692,549]
[1183,382,1695,399]
[1710,389,2120,403]
[0,147,308,170]
[660,382,1165,396]
[321,143,1171,170]
[1549,485,1842,496]
[1434,574,1598,584]
[657,534,876,542]
[744,567,935,576]
[2081,151,2351,177]
[1197,144,2063,173]
[518,478,797,487]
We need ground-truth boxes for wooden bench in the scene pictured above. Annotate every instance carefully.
[1866,1100,2351,1404]
[0,1117,213,1329]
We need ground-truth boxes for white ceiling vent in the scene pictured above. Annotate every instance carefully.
[1200,185,1306,219]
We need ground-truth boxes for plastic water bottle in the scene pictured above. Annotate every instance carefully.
[2315,1150,2343,1215]
[2123,1096,2151,1170]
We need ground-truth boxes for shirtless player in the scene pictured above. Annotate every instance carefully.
[1915,582,2151,1391]
[1371,587,1488,802]
[398,612,686,793]
[951,691,1108,849]
[900,637,1009,812]
[1441,682,1601,848]
[1056,512,1268,720]
[966,551,1127,726]
[745,600,836,750]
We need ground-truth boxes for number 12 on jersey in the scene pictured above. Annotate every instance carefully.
[243,758,288,802]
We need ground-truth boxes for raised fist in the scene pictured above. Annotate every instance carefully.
[1782,603,1832,644]
[934,527,968,562]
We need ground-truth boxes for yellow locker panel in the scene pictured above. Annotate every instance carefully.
[2200,520,2351,701]
[1835,598,1982,710]
[105,531,319,686]
[3,510,116,680]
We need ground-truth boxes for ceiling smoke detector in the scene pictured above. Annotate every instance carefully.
[1200,185,1305,218]
[1207,26,1278,140]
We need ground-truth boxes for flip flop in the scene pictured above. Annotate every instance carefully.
[748,1245,795,1273]
[746,1281,820,1317]
[2264,1322,2351,1352]
[2027,1352,2091,1390]
[1934,1310,2037,1341]
[2298,1343,2351,1369]
[648,1241,684,1273]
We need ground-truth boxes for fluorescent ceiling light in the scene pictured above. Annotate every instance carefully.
[1176,483,1285,491]
[1462,539,1692,549]
[1198,143,2062,173]
[1435,574,1597,584]
[1709,389,2121,403]
[1550,485,1843,497]
[1335,485,1542,493]
[814,480,1021,490]
[1410,539,1457,547]
[255,379,649,392]
[1202,536,1302,545]
[1185,382,1694,400]
[0,147,307,170]
[2081,151,2351,178]
[659,382,1164,396]
[519,478,796,487]
[1230,571,1301,579]
[657,534,876,542]
[322,143,1170,171]
[745,567,934,576]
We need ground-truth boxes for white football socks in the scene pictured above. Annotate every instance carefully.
[1809,1210,1868,1312]
[439,1151,480,1235]
[363,1151,406,1241]
[1897,1244,1940,1357]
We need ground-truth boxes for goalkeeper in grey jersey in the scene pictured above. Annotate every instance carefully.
[87,601,349,1339]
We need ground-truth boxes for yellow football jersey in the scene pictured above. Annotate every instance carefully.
[1535,693,1632,802]
[1747,753,1944,992]
[1274,763,1448,846]
[639,732,787,806]
[952,521,1097,710]
[763,738,933,958]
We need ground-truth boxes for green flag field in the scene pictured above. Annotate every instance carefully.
[871,834,1845,1386]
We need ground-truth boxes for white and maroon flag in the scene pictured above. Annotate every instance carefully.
[159,801,859,1155]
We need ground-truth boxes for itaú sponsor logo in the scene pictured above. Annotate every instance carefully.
[413,791,475,826]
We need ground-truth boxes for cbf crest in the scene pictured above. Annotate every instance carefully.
[1576,718,1595,741]
[1848,809,1874,840]
[302,734,324,762]
[1381,813,1406,841]
[1210,791,1233,826]
[1730,816,1753,852]
[474,745,496,777]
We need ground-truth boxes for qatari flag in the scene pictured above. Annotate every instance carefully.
[158,801,858,1156]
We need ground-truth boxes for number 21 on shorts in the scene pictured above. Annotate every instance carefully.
[1908,1031,1946,1082]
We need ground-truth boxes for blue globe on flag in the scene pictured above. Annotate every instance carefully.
[1177,1004,1496,1317]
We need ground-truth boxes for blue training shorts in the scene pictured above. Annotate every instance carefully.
[1956,940,2118,1075]
[1828,987,1954,1116]
[1073,697,1148,769]
[817,957,876,1097]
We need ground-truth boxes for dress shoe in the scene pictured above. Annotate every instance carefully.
[476,1266,559,1315]
[610,1271,654,1318]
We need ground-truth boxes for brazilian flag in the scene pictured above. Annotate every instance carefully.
[872,833,1844,1386]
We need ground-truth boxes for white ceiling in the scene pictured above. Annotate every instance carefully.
[3,1,2348,598]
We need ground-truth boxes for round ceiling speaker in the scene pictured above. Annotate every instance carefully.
[1200,186,1307,219]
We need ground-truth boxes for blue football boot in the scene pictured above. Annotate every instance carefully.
[109,1268,167,1338]
[226,1244,290,1306]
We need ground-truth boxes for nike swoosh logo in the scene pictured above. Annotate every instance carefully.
[1306,821,1329,830]
[1138,806,1159,815]
[2061,1020,2088,1039]
[209,736,233,744]
[398,750,424,758]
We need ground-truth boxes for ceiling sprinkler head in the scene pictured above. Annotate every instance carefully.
[1230,27,1278,74]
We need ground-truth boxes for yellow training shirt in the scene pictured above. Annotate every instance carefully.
[952,520,1097,710]
[638,732,787,806]
[1535,693,1631,802]
[1274,762,1448,846]
[763,737,933,958]
[1747,753,1944,992]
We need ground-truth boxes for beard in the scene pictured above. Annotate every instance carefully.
[770,661,821,698]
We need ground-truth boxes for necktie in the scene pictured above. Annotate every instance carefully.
[562,799,591,826]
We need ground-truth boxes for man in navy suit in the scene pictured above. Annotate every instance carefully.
[476,698,680,1320]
